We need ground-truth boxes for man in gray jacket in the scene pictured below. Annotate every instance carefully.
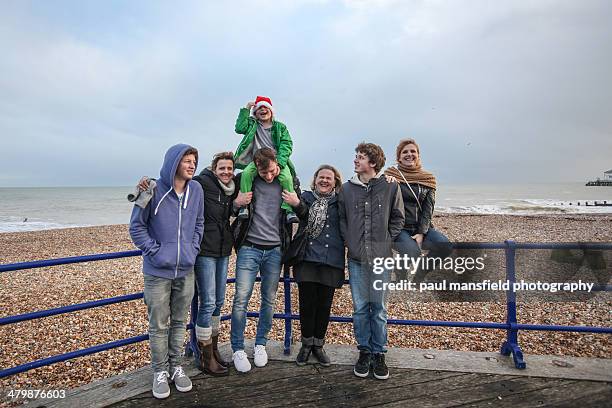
[338,142,404,380]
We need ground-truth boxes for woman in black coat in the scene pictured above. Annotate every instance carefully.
[283,165,345,367]
[385,139,452,282]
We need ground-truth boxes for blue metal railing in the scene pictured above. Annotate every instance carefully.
[1,240,610,378]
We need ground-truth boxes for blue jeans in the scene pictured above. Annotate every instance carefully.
[394,228,452,259]
[143,271,194,373]
[194,255,229,328]
[230,245,282,352]
[348,259,390,354]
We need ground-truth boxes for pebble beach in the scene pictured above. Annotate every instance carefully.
[1,213,611,399]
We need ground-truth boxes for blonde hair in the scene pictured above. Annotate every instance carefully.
[311,164,343,192]
[395,138,420,162]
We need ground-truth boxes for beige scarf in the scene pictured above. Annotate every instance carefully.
[384,163,437,190]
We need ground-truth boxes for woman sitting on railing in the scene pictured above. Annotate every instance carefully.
[282,165,345,367]
[385,138,452,283]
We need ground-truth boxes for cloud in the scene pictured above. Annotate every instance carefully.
[0,1,610,186]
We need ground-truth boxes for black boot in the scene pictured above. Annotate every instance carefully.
[311,338,331,367]
[296,337,313,366]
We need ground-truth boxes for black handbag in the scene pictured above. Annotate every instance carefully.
[283,226,308,266]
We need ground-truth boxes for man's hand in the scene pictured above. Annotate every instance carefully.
[138,176,150,192]
[246,101,255,109]
[234,191,253,208]
[282,190,300,207]
[412,233,424,248]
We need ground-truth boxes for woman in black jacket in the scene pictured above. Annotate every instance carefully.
[191,152,237,376]
[385,139,451,283]
[283,165,345,367]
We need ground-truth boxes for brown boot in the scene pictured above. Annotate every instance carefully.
[198,341,228,377]
[212,335,230,368]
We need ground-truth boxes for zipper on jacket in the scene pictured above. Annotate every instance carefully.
[176,194,182,278]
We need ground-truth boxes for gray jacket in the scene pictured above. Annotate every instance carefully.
[338,173,405,264]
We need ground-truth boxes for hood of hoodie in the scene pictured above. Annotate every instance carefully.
[159,144,197,188]
[349,169,385,187]
[153,143,198,215]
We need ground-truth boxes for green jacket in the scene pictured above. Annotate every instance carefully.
[234,108,295,174]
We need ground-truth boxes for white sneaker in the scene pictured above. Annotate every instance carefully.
[254,345,268,367]
[233,350,252,373]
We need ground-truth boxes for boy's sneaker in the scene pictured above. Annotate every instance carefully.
[254,344,268,367]
[170,366,192,392]
[353,351,371,378]
[286,211,299,224]
[233,350,252,373]
[372,353,389,380]
[152,371,170,399]
[238,207,249,220]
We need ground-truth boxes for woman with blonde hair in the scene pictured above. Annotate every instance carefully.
[282,164,345,367]
[385,139,451,282]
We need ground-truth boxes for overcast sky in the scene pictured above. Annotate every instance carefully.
[1,0,611,187]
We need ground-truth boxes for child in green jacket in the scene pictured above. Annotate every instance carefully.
[234,96,298,222]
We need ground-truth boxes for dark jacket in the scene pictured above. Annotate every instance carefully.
[338,174,404,264]
[399,183,435,235]
[192,168,237,257]
[231,172,301,254]
[288,191,345,270]
[129,144,204,279]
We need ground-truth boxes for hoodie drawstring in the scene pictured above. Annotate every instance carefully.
[183,184,190,209]
[155,187,173,215]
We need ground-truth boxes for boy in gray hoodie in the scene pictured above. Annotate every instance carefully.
[129,144,204,399]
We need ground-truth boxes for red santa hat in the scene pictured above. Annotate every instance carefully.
[253,96,274,114]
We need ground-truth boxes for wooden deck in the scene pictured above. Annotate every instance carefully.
[32,341,612,408]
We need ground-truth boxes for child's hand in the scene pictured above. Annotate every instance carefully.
[246,101,255,109]
[234,192,253,207]
[282,190,300,207]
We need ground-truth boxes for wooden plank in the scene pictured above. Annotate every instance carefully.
[463,379,612,408]
[374,376,576,408]
[110,362,467,408]
[247,341,612,382]
[29,359,201,408]
[31,341,612,408]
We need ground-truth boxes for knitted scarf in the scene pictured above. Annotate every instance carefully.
[384,163,437,190]
[306,190,335,239]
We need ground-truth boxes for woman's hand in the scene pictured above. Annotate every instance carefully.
[138,176,150,192]
[282,190,300,207]
[412,233,424,248]
[385,175,397,183]
[246,101,255,109]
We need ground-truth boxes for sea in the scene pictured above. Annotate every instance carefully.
[0,183,610,233]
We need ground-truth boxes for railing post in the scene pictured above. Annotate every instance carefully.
[283,263,292,355]
[500,239,526,369]
[186,281,199,360]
